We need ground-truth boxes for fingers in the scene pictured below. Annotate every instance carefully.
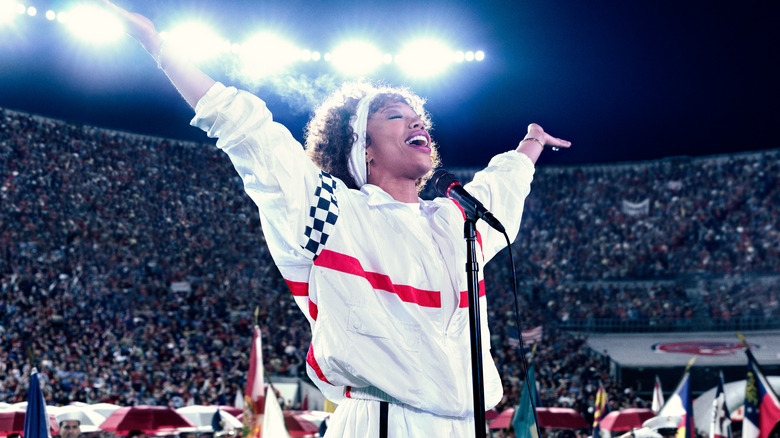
[548,136,572,149]
[527,123,572,149]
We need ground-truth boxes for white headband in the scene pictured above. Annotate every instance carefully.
[348,93,376,188]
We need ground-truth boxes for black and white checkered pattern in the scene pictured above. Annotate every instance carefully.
[301,171,339,260]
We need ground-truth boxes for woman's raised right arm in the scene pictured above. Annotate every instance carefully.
[100,0,215,109]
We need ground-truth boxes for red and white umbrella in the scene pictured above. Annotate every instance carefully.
[99,405,194,435]
[175,405,242,433]
[600,408,657,432]
[0,409,60,437]
[535,407,590,429]
[489,407,590,431]
[283,410,320,437]
[51,405,107,434]
[70,402,122,419]
[488,408,515,430]
[289,410,331,432]
[214,405,243,418]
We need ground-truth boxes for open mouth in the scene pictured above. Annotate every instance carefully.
[405,130,431,148]
[405,135,429,147]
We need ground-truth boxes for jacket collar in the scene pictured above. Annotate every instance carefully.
[361,184,424,209]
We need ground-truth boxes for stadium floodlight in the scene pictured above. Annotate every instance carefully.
[0,0,19,24]
[330,40,383,76]
[26,5,34,16]
[61,4,124,44]
[163,22,226,64]
[475,50,485,61]
[239,32,301,79]
[396,39,454,78]
[45,9,55,20]
[299,49,321,62]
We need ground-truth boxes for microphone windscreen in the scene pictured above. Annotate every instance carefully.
[431,169,459,197]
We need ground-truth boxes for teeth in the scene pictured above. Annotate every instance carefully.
[405,135,428,146]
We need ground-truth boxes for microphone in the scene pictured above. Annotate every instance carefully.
[431,169,505,233]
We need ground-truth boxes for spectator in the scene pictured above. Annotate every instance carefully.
[59,419,81,438]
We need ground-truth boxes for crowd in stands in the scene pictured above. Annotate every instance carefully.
[1,108,778,420]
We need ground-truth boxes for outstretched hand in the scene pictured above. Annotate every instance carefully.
[526,123,571,150]
[98,0,161,55]
[515,123,571,164]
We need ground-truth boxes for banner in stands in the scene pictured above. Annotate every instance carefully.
[586,330,780,367]
[621,198,650,216]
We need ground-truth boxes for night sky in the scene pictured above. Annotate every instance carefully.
[1,0,778,169]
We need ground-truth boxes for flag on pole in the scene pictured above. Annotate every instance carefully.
[652,375,665,414]
[593,383,608,438]
[24,369,51,438]
[261,386,290,438]
[742,349,780,438]
[658,356,696,438]
[241,325,265,438]
[710,371,732,438]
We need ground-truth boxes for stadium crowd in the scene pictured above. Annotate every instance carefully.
[1,108,778,420]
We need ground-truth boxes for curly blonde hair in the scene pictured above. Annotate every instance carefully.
[304,81,440,192]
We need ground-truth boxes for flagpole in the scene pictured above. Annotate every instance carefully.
[738,332,780,399]
[738,332,780,438]
[738,333,765,374]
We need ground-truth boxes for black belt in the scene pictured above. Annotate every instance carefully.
[379,401,389,438]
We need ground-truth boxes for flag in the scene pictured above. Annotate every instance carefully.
[241,325,264,438]
[24,370,50,438]
[742,349,780,438]
[323,399,336,413]
[261,386,290,438]
[658,356,696,438]
[512,361,539,438]
[652,375,665,414]
[234,387,245,410]
[593,383,608,438]
[212,409,224,433]
[522,326,543,345]
[508,326,543,348]
[710,371,732,438]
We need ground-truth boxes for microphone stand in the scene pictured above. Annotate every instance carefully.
[464,218,487,438]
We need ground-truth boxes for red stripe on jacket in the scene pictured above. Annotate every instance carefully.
[285,279,318,320]
[307,344,332,385]
[285,279,308,296]
[314,249,441,308]
[459,279,486,308]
